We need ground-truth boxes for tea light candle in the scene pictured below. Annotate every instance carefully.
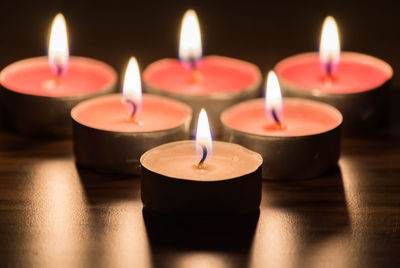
[221,71,342,180]
[141,109,263,215]
[143,10,262,136]
[0,14,117,137]
[72,57,192,175]
[275,16,393,134]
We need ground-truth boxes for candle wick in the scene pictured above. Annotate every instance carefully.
[326,60,333,78]
[123,98,138,121]
[271,108,281,126]
[52,65,63,85]
[56,65,63,77]
[189,58,197,71]
[197,144,208,168]
[189,58,202,83]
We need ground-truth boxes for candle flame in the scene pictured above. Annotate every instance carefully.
[195,108,212,164]
[122,57,143,115]
[319,16,340,76]
[179,9,202,63]
[48,13,69,75]
[265,71,283,123]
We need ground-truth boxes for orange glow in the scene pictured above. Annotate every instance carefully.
[48,13,69,74]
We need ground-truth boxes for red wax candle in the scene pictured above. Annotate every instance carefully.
[275,52,392,94]
[143,56,260,95]
[275,16,393,134]
[0,14,117,137]
[143,10,261,136]
[1,56,116,97]
[71,94,192,175]
[222,98,342,137]
[221,98,342,180]
[72,94,191,132]
[143,56,261,136]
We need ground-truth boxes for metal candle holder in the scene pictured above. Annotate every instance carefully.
[142,56,262,137]
[0,57,117,138]
[140,141,263,215]
[72,98,192,175]
[275,52,392,135]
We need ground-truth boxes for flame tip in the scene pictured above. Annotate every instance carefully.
[179,9,202,62]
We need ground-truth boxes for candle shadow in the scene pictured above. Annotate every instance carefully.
[76,165,141,205]
[143,209,259,267]
[263,165,350,242]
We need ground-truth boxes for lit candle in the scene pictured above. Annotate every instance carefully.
[275,16,393,134]
[142,9,262,136]
[0,14,117,137]
[221,71,343,180]
[71,57,192,175]
[140,109,263,215]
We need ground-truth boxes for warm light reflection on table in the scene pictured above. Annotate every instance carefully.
[0,133,399,267]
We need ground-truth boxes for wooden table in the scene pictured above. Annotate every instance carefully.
[0,102,399,267]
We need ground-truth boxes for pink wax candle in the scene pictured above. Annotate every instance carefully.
[1,56,116,97]
[143,10,261,136]
[72,57,192,175]
[275,52,392,94]
[274,16,393,134]
[221,71,343,180]
[222,98,342,137]
[0,14,117,137]
[72,94,191,132]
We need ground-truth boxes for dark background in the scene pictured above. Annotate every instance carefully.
[0,0,399,87]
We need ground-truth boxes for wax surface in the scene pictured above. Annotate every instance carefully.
[0,56,116,97]
[275,52,392,93]
[71,94,191,132]
[141,141,262,181]
[221,98,342,137]
[143,55,260,95]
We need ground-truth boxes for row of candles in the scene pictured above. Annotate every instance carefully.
[0,11,392,215]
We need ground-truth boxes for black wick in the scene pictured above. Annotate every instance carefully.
[271,108,281,125]
[125,99,137,119]
[189,57,197,71]
[55,65,63,77]
[198,144,208,166]
[326,60,333,77]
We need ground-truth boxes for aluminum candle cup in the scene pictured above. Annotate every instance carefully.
[143,56,262,137]
[0,57,117,137]
[275,52,392,134]
[71,94,192,175]
[221,98,343,180]
[140,141,263,215]
[144,10,262,136]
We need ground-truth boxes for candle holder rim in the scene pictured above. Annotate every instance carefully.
[140,140,263,182]
[0,55,118,99]
[274,51,393,96]
[142,55,262,99]
[71,93,193,135]
[220,97,343,139]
